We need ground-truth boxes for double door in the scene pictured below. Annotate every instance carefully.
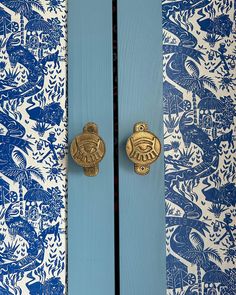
[69,0,165,294]
[0,0,235,294]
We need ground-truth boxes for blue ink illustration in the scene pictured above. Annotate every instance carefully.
[0,0,67,293]
[163,0,235,294]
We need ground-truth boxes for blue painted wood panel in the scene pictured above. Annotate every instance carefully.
[68,1,115,294]
[118,1,166,294]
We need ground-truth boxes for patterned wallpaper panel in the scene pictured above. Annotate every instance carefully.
[0,0,67,294]
[0,0,235,294]
[163,1,236,294]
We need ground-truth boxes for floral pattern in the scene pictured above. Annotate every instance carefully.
[0,0,67,294]
[163,0,236,294]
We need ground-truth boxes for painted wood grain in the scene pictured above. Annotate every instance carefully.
[68,1,114,294]
[118,0,166,294]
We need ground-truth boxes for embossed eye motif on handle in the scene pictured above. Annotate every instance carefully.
[76,138,103,163]
[126,122,161,175]
[70,123,105,176]
[129,137,159,161]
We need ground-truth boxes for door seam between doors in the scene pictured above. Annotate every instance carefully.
[112,1,120,295]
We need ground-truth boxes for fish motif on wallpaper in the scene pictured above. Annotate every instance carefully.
[0,0,67,294]
[163,0,236,294]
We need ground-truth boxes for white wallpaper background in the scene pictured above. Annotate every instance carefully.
[163,1,236,294]
[0,0,67,294]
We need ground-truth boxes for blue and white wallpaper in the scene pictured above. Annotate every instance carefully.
[163,0,236,294]
[0,0,67,294]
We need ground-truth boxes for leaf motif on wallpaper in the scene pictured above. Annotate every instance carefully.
[163,0,236,294]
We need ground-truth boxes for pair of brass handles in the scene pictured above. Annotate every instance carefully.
[70,122,161,176]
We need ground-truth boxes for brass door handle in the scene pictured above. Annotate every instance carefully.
[126,122,161,175]
[70,123,106,176]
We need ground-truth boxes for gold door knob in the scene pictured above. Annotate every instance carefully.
[126,122,161,175]
[70,123,106,176]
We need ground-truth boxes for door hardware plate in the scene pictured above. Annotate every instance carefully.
[126,122,161,175]
[70,123,106,176]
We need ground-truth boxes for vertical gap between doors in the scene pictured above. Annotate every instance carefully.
[112,1,120,295]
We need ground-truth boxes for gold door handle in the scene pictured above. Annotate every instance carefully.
[70,122,106,176]
[126,122,161,175]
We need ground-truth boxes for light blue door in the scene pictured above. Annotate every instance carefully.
[118,1,166,294]
[68,0,166,294]
[68,0,115,294]
[69,0,236,295]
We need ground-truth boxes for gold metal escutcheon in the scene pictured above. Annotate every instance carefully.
[126,122,161,175]
[70,123,105,176]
